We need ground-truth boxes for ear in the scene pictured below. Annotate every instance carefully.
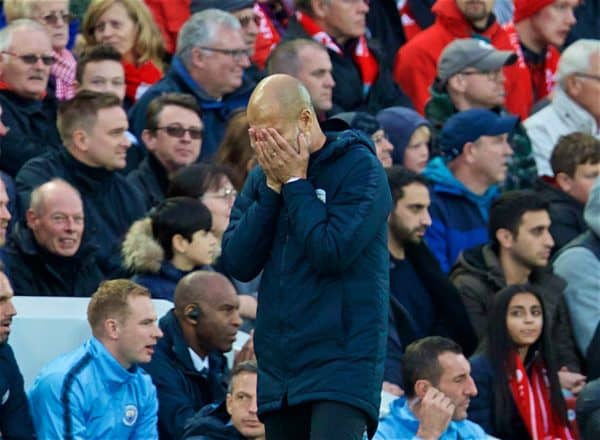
[496,227,514,250]
[190,47,205,69]
[462,141,478,164]
[226,392,233,416]
[25,208,38,230]
[565,75,581,98]
[299,108,313,132]
[71,128,89,152]
[413,379,431,398]
[72,79,80,91]
[447,75,466,94]
[310,0,330,19]
[104,318,120,340]
[141,129,157,153]
[555,172,573,193]
[171,233,188,255]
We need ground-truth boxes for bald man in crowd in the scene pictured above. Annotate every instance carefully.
[222,74,392,439]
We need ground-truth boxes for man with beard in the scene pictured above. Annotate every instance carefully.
[383,167,476,395]
[0,269,35,439]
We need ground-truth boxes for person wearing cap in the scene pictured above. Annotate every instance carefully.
[525,39,600,177]
[325,111,395,168]
[425,38,537,189]
[128,9,255,162]
[376,107,431,174]
[393,0,532,120]
[282,0,412,115]
[505,0,578,107]
[191,0,264,84]
[422,108,517,273]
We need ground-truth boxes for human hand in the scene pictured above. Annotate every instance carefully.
[559,367,586,395]
[234,330,256,365]
[249,128,282,193]
[414,387,454,440]
[259,127,310,182]
[382,381,404,397]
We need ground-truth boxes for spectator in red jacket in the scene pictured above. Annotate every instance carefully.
[393,0,532,119]
[506,0,578,107]
[144,0,190,55]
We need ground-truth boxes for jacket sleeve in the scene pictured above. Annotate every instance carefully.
[393,43,435,114]
[15,157,54,215]
[0,345,35,440]
[450,272,490,340]
[132,379,159,439]
[282,153,391,275]
[468,356,495,435]
[222,169,282,282]
[424,215,451,273]
[28,372,88,440]
[554,248,600,354]
[551,291,583,372]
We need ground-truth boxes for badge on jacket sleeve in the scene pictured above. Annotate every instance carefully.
[123,404,138,426]
[1,389,9,405]
[315,188,326,204]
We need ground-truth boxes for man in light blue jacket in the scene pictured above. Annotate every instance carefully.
[28,279,163,439]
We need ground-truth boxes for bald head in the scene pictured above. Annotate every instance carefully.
[248,74,315,123]
[30,179,81,215]
[174,271,235,312]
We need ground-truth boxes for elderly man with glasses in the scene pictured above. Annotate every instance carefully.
[525,39,600,177]
[128,93,203,211]
[0,19,63,177]
[129,9,256,161]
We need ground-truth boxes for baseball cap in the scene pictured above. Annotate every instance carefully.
[437,39,517,86]
[439,109,519,161]
[190,0,254,13]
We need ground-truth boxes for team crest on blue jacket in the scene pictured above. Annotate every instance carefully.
[1,389,9,405]
[123,404,138,426]
[315,188,326,204]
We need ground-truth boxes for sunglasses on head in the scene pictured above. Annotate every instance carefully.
[40,11,73,26]
[156,124,203,140]
[2,51,55,66]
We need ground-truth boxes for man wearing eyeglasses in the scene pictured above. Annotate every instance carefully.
[525,39,600,177]
[129,9,255,162]
[0,19,63,177]
[425,38,537,190]
[129,93,203,211]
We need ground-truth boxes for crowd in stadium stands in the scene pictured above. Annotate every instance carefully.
[0,0,597,438]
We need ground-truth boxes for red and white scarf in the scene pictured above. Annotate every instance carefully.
[51,48,76,101]
[296,11,378,93]
[508,352,574,440]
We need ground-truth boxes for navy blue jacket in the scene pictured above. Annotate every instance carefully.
[222,130,392,436]
[5,222,103,297]
[142,309,229,440]
[182,401,246,440]
[0,90,62,177]
[127,153,170,211]
[133,261,194,302]
[128,57,254,161]
[15,148,147,277]
[423,157,499,273]
[0,343,35,439]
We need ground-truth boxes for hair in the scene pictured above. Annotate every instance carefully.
[176,9,241,67]
[266,38,326,76]
[144,93,201,131]
[214,110,254,191]
[80,0,164,68]
[488,190,550,253]
[386,166,429,204]
[550,132,600,177]
[557,39,600,89]
[75,44,123,83]
[4,0,71,21]
[0,18,48,54]
[29,178,81,215]
[484,284,567,432]
[402,336,464,398]
[57,90,122,147]
[228,360,258,393]
[149,197,212,261]
[87,279,151,334]
[167,163,236,199]
[294,0,324,14]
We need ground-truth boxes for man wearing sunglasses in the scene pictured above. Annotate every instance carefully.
[129,93,203,210]
[129,9,255,162]
[0,19,63,177]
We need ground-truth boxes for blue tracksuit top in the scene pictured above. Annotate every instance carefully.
[28,337,159,440]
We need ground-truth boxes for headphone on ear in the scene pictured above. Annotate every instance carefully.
[186,305,200,322]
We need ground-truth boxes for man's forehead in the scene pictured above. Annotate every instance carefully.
[438,351,470,376]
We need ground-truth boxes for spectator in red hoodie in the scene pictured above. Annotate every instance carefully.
[393,0,531,119]
[505,0,578,107]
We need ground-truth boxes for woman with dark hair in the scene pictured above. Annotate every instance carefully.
[469,284,574,439]
[168,164,258,327]
[122,197,219,301]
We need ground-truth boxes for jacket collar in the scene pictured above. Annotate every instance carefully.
[60,148,115,193]
[88,337,141,388]
[433,0,500,38]
[145,153,170,195]
[552,88,600,135]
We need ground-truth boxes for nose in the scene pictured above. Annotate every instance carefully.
[503,140,514,156]
[422,210,432,227]
[238,53,251,68]
[466,375,478,397]
[6,300,16,318]
[249,396,258,414]
[565,7,576,26]
[358,0,370,13]
[231,310,243,328]
[122,133,132,149]
[382,137,394,153]
[154,324,164,339]
[545,230,555,248]
[0,120,8,137]
[325,72,336,88]
[0,205,11,222]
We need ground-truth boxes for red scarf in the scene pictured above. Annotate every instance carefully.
[51,48,76,101]
[122,60,162,103]
[296,11,378,93]
[508,352,574,440]
[0,80,46,100]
